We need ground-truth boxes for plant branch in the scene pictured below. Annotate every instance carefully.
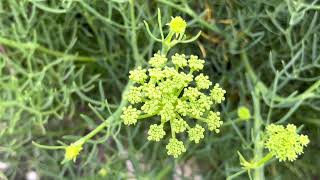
[0,36,96,62]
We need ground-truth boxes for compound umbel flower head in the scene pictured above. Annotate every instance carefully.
[265,124,309,162]
[121,52,226,158]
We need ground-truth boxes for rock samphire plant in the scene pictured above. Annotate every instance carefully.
[32,11,226,162]
[32,11,310,180]
[123,15,226,158]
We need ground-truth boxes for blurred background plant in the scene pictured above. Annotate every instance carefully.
[0,0,319,179]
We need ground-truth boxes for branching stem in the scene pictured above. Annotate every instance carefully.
[0,36,96,62]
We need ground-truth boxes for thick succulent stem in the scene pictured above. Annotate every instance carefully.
[241,52,265,180]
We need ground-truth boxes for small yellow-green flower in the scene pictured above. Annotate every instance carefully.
[169,16,187,34]
[149,53,168,68]
[265,124,309,162]
[206,111,223,133]
[171,118,187,133]
[121,106,140,125]
[210,83,226,103]
[64,142,83,162]
[237,106,251,120]
[147,124,166,141]
[188,55,205,71]
[166,138,186,158]
[195,73,212,90]
[188,124,205,143]
[129,66,147,83]
[126,86,143,104]
[172,53,187,68]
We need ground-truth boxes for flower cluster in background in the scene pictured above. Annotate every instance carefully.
[265,124,309,162]
[121,52,226,158]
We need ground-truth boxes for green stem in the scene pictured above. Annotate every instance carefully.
[255,152,274,167]
[81,82,132,143]
[253,86,264,180]
[138,112,159,120]
[0,36,96,62]
[161,31,174,55]
[129,0,142,66]
[227,169,247,180]
[222,118,248,126]
[32,141,65,150]
[54,1,143,145]
[170,118,176,139]
[241,52,265,179]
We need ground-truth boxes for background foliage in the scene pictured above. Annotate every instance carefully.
[0,0,319,179]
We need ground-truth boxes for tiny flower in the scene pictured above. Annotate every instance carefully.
[183,87,201,101]
[172,53,187,68]
[129,66,148,83]
[147,124,166,141]
[142,82,161,99]
[188,124,205,143]
[210,83,226,103]
[159,102,176,121]
[265,124,310,162]
[166,138,186,158]
[176,99,189,116]
[168,16,187,34]
[206,111,223,133]
[126,86,144,104]
[64,141,83,162]
[188,55,204,71]
[149,53,168,68]
[237,106,251,120]
[198,94,213,111]
[195,73,212,90]
[121,106,140,125]
[148,68,165,81]
[171,118,188,133]
[188,101,205,118]
[141,99,160,115]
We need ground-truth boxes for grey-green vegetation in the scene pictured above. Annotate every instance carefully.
[0,0,319,179]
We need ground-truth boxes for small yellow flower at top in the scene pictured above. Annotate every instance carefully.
[64,141,83,162]
[169,16,187,34]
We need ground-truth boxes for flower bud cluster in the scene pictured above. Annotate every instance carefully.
[265,124,309,162]
[121,52,226,158]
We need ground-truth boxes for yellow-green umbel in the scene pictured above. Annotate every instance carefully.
[121,52,226,158]
[265,124,309,162]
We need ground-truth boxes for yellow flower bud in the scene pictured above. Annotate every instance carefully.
[169,16,187,34]
[64,142,83,162]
